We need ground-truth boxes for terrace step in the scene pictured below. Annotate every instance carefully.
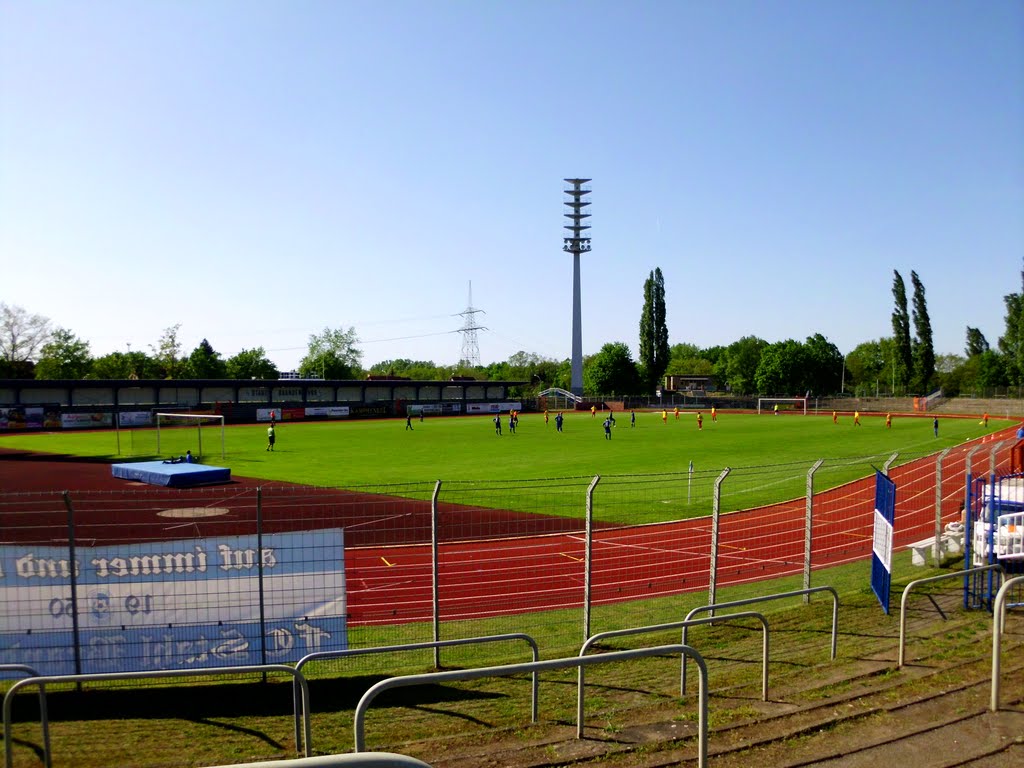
[418,594,1024,768]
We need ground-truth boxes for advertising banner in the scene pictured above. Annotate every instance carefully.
[408,403,463,416]
[60,412,114,429]
[408,404,442,416]
[118,411,154,427]
[305,406,349,418]
[0,407,44,431]
[0,529,347,675]
[466,402,522,414]
[257,408,281,422]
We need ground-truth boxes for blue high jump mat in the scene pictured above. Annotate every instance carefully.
[111,461,231,487]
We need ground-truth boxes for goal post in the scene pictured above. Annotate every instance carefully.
[757,397,808,415]
[155,413,226,460]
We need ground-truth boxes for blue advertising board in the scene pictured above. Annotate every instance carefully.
[0,529,347,675]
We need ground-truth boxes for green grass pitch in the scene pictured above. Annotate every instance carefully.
[0,409,1006,523]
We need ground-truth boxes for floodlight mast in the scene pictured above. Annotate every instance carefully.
[563,178,591,397]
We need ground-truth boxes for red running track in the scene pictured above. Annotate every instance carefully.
[345,432,1017,625]
[1,431,1016,627]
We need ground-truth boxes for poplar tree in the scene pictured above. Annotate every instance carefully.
[910,270,935,393]
[638,267,669,394]
[891,271,912,392]
[965,327,989,357]
[998,258,1024,385]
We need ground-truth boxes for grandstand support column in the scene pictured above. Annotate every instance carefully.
[563,179,591,397]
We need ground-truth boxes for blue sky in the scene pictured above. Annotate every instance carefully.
[2,1,1021,372]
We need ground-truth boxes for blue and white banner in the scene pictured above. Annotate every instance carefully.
[118,411,154,427]
[465,402,522,414]
[305,406,349,418]
[0,529,347,675]
[870,471,896,614]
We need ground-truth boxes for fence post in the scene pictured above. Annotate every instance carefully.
[708,468,731,612]
[62,491,83,678]
[934,448,952,566]
[965,443,985,480]
[583,475,600,642]
[803,459,824,602]
[432,480,442,669]
[989,440,1005,475]
[883,452,899,476]
[257,487,268,670]
[965,442,986,520]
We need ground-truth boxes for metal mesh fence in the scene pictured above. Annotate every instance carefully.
[0,431,1016,675]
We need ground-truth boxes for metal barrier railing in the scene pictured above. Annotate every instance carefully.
[353,645,709,768]
[577,610,769,737]
[292,633,539,749]
[681,586,839,693]
[991,575,1024,711]
[898,564,1004,666]
[0,665,48,768]
[3,664,311,768]
[204,753,433,768]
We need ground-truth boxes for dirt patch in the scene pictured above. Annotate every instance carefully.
[156,506,232,519]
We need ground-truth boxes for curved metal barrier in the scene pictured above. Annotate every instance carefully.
[681,586,839,693]
[353,645,709,768]
[292,633,539,749]
[3,664,311,768]
[204,754,433,768]
[991,574,1024,711]
[0,665,48,768]
[577,610,769,737]
[898,564,1004,666]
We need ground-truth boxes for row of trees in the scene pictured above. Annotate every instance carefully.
[2,262,1022,398]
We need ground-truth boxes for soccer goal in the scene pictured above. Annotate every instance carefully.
[757,397,808,415]
[155,412,226,459]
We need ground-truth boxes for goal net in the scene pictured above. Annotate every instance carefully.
[155,413,226,460]
[757,397,808,415]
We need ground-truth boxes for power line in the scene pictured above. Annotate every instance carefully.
[266,329,459,353]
